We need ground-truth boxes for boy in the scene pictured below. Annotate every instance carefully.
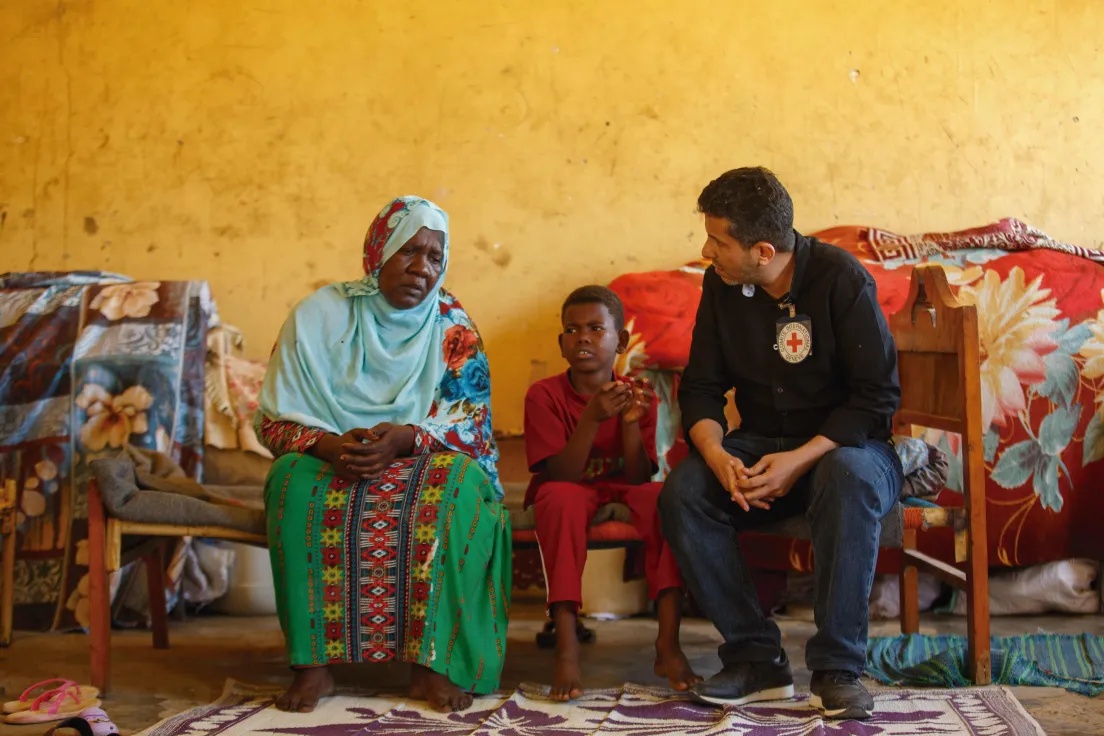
[524,285,701,701]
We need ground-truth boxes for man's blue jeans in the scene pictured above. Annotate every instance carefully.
[659,431,902,675]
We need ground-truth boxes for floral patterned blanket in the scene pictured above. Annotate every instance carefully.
[610,219,1104,570]
[204,325,270,458]
[0,272,215,630]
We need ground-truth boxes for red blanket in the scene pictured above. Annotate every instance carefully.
[610,219,1104,570]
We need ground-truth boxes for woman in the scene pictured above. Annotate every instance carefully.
[256,196,511,714]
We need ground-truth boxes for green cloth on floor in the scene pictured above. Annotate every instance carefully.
[866,634,1104,696]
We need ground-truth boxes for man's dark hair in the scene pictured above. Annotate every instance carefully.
[697,167,796,252]
[561,285,625,332]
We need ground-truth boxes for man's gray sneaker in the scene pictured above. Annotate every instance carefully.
[689,651,795,707]
[809,670,874,720]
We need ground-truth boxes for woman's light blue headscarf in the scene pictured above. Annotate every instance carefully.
[257,196,450,434]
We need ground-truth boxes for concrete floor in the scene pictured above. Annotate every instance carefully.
[1,606,1102,736]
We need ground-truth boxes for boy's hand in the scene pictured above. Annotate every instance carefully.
[584,381,633,422]
[621,378,655,424]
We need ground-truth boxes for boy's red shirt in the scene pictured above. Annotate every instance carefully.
[523,371,659,507]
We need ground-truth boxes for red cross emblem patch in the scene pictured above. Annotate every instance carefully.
[777,322,812,364]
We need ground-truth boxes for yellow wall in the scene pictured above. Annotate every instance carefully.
[2,0,1103,433]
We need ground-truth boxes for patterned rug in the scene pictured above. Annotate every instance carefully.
[139,679,1045,736]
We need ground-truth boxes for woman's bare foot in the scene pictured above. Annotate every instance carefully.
[653,640,703,692]
[276,667,335,713]
[550,603,584,702]
[409,664,474,712]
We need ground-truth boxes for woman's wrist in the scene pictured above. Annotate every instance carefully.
[399,425,417,455]
[311,433,341,461]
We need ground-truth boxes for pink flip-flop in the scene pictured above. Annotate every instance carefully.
[3,680,99,715]
[3,684,102,725]
[42,708,119,736]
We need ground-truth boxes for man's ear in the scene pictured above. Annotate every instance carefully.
[755,241,778,266]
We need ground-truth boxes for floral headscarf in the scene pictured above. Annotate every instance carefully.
[345,196,449,297]
[258,197,451,433]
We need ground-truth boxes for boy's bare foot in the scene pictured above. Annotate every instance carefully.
[409,664,474,712]
[654,640,703,692]
[551,645,585,701]
[276,666,335,713]
[550,603,584,701]
[653,588,702,692]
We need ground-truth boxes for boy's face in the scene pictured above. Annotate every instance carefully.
[559,301,628,374]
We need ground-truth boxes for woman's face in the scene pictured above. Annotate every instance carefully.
[378,227,445,309]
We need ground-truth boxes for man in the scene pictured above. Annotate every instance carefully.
[659,167,902,721]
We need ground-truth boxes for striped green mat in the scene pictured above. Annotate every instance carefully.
[866,634,1104,696]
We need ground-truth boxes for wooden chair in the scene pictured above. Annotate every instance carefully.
[1,479,16,647]
[757,264,991,684]
[86,480,267,694]
[891,264,990,684]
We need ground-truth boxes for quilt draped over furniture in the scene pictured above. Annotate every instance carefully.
[0,272,215,630]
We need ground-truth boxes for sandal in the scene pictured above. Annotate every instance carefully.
[43,708,119,736]
[4,681,100,715]
[3,685,102,725]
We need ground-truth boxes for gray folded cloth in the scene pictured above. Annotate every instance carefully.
[90,455,266,536]
[901,443,950,499]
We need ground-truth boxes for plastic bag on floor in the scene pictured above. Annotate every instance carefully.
[182,539,236,609]
[950,559,1099,616]
[770,572,815,620]
[772,572,944,621]
[107,539,188,627]
[869,573,944,619]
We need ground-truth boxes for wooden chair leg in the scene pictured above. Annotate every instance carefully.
[1,480,16,648]
[1099,559,1104,614]
[87,481,112,694]
[899,530,920,635]
[0,526,13,648]
[965,543,991,686]
[145,541,170,650]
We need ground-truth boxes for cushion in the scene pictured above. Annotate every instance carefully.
[90,456,266,535]
[512,520,643,546]
[510,502,642,546]
[203,447,274,487]
[509,502,632,531]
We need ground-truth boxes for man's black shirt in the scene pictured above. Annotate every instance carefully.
[680,232,901,447]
